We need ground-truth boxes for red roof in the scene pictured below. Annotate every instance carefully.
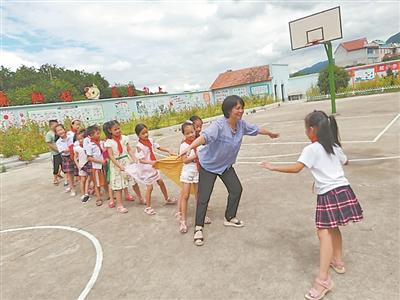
[340,38,367,51]
[210,65,271,90]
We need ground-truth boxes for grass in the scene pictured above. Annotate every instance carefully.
[0,95,275,161]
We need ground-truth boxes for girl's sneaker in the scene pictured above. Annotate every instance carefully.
[70,190,76,197]
[81,195,90,203]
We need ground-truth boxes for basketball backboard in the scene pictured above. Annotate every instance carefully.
[289,6,343,51]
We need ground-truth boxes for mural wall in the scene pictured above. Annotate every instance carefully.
[0,90,213,128]
[212,82,272,103]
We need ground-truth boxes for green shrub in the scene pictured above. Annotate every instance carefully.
[0,95,275,160]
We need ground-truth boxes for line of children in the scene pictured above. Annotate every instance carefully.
[260,110,363,300]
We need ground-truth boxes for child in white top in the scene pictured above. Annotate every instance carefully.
[55,124,76,196]
[261,110,363,300]
[73,129,90,203]
[133,123,177,215]
[103,121,143,213]
[178,122,199,233]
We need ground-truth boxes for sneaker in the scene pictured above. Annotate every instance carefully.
[81,195,90,203]
[70,191,76,197]
[65,187,71,193]
[223,217,244,228]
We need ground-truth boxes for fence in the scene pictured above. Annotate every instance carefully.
[307,85,400,101]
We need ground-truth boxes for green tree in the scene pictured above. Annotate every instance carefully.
[317,65,350,94]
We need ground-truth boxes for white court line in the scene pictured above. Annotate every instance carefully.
[244,113,400,146]
[372,114,400,142]
[0,225,103,300]
[236,156,400,164]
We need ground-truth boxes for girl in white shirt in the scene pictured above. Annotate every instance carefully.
[73,129,90,203]
[260,110,363,300]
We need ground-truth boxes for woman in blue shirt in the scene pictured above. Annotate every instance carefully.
[184,95,279,246]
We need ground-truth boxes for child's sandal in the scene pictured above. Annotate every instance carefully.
[125,194,134,201]
[204,216,212,224]
[117,206,128,213]
[174,211,182,222]
[179,221,188,233]
[165,197,177,205]
[96,199,103,206]
[304,277,334,300]
[330,261,346,274]
[108,201,115,208]
[144,207,156,215]
[193,226,204,246]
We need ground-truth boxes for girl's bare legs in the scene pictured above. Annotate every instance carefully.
[312,229,334,293]
[132,183,144,203]
[108,186,114,202]
[331,227,343,263]
[180,183,191,224]
[84,176,90,195]
[145,185,153,208]
[67,173,75,192]
[79,176,87,196]
[157,179,169,201]
[114,189,124,208]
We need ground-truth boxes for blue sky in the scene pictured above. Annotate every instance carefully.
[1,0,399,92]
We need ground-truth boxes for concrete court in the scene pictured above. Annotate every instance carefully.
[1,92,399,300]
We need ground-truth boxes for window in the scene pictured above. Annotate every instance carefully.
[367,48,374,54]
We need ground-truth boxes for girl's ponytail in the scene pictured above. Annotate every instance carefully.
[328,115,341,147]
[316,117,335,154]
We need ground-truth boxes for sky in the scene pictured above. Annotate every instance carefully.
[1,0,399,93]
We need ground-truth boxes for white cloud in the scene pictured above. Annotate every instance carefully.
[2,1,398,91]
[0,51,39,70]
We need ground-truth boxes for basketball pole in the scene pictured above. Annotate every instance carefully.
[324,41,337,114]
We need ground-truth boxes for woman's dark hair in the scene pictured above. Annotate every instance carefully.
[181,121,194,134]
[73,129,87,142]
[87,125,100,137]
[222,95,245,118]
[135,123,148,136]
[189,115,202,123]
[305,110,341,154]
[103,120,120,139]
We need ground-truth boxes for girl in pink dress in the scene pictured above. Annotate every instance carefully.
[132,123,177,215]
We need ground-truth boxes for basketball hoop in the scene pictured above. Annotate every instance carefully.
[306,39,323,47]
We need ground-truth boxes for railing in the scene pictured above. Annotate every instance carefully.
[307,85,400,101]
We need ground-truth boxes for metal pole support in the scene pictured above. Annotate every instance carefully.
[324,41,337,114]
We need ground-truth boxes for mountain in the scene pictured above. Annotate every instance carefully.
[290,60,328,77]
[386,32,400,44]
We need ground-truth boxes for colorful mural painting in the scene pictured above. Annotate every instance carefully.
[0,90,213,129]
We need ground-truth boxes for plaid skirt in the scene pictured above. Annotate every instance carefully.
[316,185,363,229]
[61,155,76,174]
[81,161,92,174]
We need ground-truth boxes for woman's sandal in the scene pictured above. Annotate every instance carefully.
[165,197,177,205]
[117,206,128,213]
[144,207,156,215]
[304,277,334,300]
[193,226,204,246]
[330,261,346,274]
[179,221,188,233]
[96,199,103,206]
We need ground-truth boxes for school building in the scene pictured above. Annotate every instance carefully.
[210,64,289,102]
